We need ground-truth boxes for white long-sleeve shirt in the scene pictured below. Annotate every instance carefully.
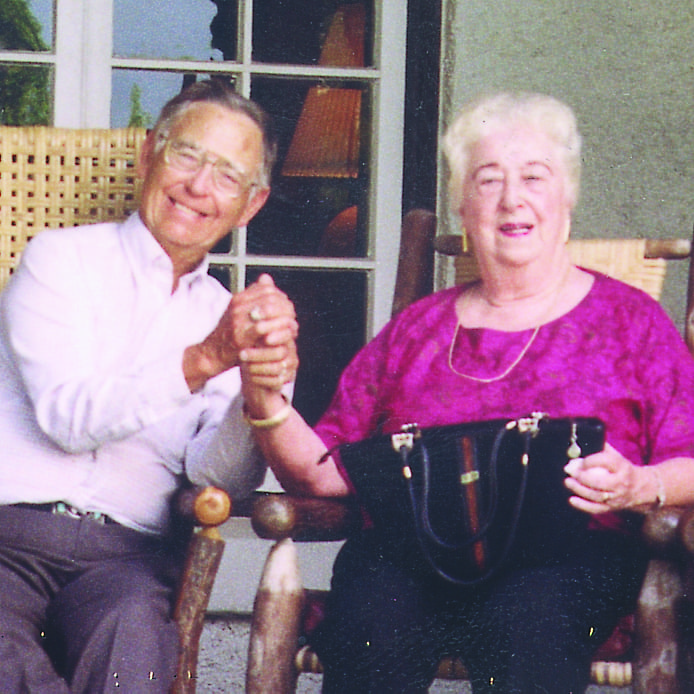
[0,213,267,534]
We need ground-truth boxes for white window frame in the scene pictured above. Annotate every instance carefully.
[3,0,406,339]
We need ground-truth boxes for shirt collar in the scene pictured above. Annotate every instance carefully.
[121,213,211,291]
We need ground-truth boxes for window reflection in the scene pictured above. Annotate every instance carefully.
[250,78,369,257]
[4,0,53,51]
[113,0,222,61]
[111,71,228,128]
[246,267,367,425]
[0,65,51,125]
[251,0,372,67]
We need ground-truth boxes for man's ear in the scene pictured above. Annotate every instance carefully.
[237,186,271,227]
[136,130,158,180]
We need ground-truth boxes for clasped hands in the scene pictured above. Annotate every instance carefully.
[564,442,658,514]
[185,273,298,392]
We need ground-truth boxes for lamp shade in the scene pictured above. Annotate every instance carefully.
[281,4,365,179]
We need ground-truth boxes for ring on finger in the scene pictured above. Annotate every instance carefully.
[249,306,264,322]
[600,491,611,503]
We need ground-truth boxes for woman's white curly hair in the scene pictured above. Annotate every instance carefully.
[442,92,582,212]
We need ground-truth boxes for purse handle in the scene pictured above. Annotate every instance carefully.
[400,420,533,586]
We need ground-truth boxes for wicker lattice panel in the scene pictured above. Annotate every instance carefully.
[0,127,147,290]
[455,238,667,301]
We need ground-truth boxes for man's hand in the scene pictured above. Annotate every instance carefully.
[184,274,298,392]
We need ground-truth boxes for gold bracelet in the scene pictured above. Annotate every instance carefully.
[243,394,292,429]
[653,466,667,507]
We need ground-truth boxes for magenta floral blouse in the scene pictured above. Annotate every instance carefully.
[315,272,694,533]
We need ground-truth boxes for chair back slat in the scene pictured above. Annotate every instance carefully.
[453,239,668,301]
[0,126,147,290]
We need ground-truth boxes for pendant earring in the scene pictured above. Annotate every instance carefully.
[462,227,469,254]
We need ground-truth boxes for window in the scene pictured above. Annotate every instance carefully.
[0,0,406,423]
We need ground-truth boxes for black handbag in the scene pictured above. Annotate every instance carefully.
[337,413,606,586]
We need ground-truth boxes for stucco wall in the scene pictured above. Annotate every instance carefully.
[439,0,694,324]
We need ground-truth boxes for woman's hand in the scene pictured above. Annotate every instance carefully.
[184,273,298,392]
[564,442,658,514]
[240,339,299,393]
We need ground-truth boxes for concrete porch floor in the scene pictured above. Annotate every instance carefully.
[195,614,631,694]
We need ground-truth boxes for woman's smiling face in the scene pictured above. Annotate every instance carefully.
[459,123,574,272]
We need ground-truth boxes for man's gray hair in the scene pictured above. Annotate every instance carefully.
[153,79,277,189]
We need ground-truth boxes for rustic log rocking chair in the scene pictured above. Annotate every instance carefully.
[247,208,694,693]
[0,126,233,693]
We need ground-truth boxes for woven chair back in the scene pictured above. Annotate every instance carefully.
[0,126,147,291]
[454,239,667,301]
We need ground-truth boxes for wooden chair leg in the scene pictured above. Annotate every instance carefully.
[633,558,683,694]
[247,538,304,694]
[172,528,226,694]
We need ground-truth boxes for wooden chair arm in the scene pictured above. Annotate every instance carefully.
[251,493,361,542]
[434,235,694,260]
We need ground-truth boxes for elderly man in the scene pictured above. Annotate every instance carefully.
[0,80,297,693]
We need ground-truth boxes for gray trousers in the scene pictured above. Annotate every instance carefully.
[0,505,182,693]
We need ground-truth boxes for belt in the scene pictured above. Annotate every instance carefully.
[10,502,118,525]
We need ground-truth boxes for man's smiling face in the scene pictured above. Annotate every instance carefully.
[138,101,269,279]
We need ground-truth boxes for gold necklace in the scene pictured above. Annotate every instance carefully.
[448,273,569,383]
[448,320,540,383]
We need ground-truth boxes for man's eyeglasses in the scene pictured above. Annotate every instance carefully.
[162,139,256,198]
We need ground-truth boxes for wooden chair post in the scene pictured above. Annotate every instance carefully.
[247,538,304,694]
[391,208,437,317]
[171,487,231,694]
[684,223,694,354]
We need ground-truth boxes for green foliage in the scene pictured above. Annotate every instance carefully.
[0,64,50,125]
[0,0,48,50]
[128,84,152,128]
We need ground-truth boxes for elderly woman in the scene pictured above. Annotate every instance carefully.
[240,93,694,693]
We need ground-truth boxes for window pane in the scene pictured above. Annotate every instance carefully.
[111,70,238,128]
[113,0,226,61]
[3,0,53,52]
[244,267,367,425]
[250,77,370,257]
[252,1,373,67]
[0,65,51,125]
